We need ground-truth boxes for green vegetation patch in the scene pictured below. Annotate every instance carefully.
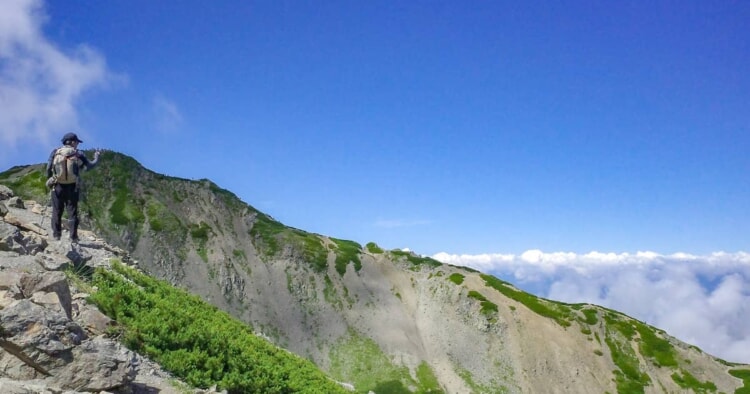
[603,311,678,372]
[204,179,244,210]
[88,261,347,393]
[298,231,328,272]
[467,290,499,316]
[249,215,286,257]
[109,189,145,226]
[603,315,651,394]
[331,238,363,276]
[389,250,442,268]
[329,331,441,393]
[0,165,47,201]
[480,274,572,327]
[415,362,443,394]
[633,321,678,367]
[249,215,328,271]
[456,368,508,394]
[730,369,750,394]
[604,313,636,339]
[580,307,599,325]
[448,273,465,285]
[145,199,184,235]
[366,242,384,254]
[323,275,343,310]
[671,370,717,393]
[78,151,151,244]
[190,222,212,262]
[189,221,212,240]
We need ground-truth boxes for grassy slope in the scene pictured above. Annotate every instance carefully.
[86,261,348,394]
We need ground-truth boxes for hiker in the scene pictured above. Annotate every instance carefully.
[45,132,101,242]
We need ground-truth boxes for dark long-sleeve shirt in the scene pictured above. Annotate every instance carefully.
[46,147,99,179]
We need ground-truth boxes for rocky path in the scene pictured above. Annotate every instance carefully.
[0,185,222,394]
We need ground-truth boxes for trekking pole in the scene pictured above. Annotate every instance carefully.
[40,188,52,228]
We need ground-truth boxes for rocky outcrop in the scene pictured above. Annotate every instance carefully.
[0,185,13,201]
[0,186,223,394]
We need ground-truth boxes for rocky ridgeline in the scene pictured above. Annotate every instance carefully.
[0,185,222,394]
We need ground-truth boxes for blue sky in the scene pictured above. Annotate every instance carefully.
[2,1,749,362]
[2,0,748,256]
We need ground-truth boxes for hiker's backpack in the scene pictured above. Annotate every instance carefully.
[52,146,82,185]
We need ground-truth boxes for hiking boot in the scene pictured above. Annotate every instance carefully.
[70,237,79,244]
[53,234,61,241]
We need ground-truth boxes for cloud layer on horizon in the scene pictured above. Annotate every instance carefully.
[0,0,113,147]
[433,250,750,364]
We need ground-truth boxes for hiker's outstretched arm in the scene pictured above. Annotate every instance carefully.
[81,150,101,169]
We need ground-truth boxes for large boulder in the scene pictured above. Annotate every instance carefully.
[0,299,81,379]
[0,185,13,200]
[2,214,48,238]
[6,197,24,209]
[18,233,47,256]
[0,221,23,253]
[0,270,26,306]
[0,297,135,392]
[20,271,73,319]
[35,253,71,271]
[75,306,115,335]
[0,253,44,273]
[51,336,135,391]
[0,378,55,394]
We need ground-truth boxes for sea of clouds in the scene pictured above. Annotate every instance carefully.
[433,250,750,364]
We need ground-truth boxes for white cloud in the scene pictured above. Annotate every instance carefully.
[433,250,750,363]
[0,0,114,147]
[152,95,184,133]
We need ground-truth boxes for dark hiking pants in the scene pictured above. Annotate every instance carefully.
[51,183,80,240]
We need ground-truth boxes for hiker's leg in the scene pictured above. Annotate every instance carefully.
[66,188,80,241]
[50,185,64,239]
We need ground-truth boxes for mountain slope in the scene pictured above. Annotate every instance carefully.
[0,185,350,393]
[2,152,748,393]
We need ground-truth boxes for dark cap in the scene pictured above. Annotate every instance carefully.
[61,132,83,144]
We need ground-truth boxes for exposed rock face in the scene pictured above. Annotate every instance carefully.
[0,185,13,200]
[6,197,24,209]
[0,189,222,394]
[0,221,24,254]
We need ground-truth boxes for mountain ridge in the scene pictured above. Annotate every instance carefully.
[2,151,748,393]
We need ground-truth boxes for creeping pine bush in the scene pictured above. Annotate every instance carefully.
[89,261,347,394]
[331,238,363,275]
[480,274,572,327]
[448,273,465,285]
[730,369,750,394]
